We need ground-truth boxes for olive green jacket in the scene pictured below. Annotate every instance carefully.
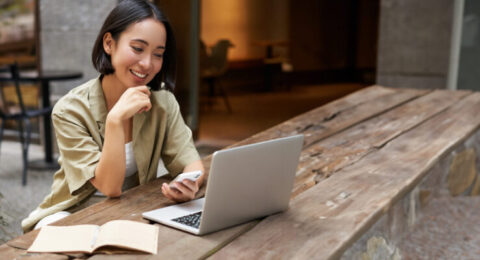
[22,77,199,232]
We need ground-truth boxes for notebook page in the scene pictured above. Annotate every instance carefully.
[94,220,158,254]
[28,225,99,253]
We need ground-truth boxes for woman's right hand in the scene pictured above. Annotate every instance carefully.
[108,86,152,121]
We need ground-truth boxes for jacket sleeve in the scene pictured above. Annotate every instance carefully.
[161,93,200,177]
[52,110,101,195]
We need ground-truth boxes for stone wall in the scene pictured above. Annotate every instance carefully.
[39,0,117,98]
[341,130,480,259]
[376,0,454,89]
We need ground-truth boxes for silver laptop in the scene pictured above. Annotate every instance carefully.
[142,134,304,235]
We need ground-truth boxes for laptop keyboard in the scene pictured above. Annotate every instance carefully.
[172,211,202,228]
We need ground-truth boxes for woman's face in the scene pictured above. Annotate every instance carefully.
[104,18,167,88]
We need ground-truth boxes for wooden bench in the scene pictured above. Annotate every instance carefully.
[1,85,480,259]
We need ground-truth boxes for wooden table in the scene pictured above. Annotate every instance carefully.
[2,85,480,259]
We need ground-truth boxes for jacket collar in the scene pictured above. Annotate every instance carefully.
[88,77,108,141]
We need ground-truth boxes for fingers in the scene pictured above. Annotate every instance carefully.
[112,86,152,118]
[161,182,197,202]
[136,101,152,114]
[161,183,176,200]
[162,183,181,201]
[131,86,151,113]
[133,85,151,95]
[134,86,151,96]
[141,99,152,113]
[164,184,192,202]
[182,179,199,193]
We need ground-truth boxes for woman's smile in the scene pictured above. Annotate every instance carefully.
[130,69,148,80]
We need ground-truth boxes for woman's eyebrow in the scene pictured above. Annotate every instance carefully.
[132,39,165,49]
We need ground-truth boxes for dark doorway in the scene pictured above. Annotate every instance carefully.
[197,0,380,149]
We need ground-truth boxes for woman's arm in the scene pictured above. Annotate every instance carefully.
[89,115,126,197]
[161,159,205,202]
[90,86,151,197]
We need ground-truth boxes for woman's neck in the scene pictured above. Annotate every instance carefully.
[101,74,127,111]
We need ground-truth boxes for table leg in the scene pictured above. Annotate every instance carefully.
[266,45,273,59]
[263,45,275,91]
[42,80,53,163]
[264,64,274,92]
[29,79,58,170]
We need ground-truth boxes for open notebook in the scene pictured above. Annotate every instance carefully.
[27,220,158,254]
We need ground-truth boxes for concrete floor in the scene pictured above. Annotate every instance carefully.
[398,196,480,259]
[0,141,53,244]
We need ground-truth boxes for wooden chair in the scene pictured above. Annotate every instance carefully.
[200,39,234,113]
[0,63,52,185]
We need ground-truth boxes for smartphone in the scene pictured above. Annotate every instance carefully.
[169,170,202,187]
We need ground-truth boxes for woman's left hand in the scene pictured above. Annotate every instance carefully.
[161,179,199,202]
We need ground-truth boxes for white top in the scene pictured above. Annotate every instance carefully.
[125,142,138,177]
[94,142,138,196]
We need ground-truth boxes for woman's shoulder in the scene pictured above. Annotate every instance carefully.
[52,78,100,116]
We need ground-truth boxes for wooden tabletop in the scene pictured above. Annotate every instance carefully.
[2,85,480,259]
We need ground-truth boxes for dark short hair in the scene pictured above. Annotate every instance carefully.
[92,0,176,91]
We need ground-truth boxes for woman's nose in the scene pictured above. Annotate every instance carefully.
[138,55,152,70]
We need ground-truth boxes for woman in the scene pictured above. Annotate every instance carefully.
[22,0,205,232]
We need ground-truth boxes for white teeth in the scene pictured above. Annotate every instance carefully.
[131,70,147,78]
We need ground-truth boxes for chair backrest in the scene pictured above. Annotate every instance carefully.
[209,39,234,73]
[0,66,7,116]
[0,63,27,117]
[201,39,234,77]
[200,40,209,66]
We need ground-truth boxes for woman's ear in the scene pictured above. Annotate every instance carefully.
[103,32,114,55]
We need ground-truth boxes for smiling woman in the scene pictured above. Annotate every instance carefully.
[21,0,205,233]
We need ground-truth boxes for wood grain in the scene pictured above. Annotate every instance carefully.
[232,86,427,149]
[291,89,470,197]
[201,86,427,175]
[0,243,68,260]
[212,92,480,259]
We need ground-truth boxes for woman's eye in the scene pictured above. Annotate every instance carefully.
[132,46,143,52]
[154,53,163,58]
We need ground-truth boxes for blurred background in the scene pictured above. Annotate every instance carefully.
[0,0,380,149]
[1,0,478,149]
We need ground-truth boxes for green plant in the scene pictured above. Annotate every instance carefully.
[0,0,31,19]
